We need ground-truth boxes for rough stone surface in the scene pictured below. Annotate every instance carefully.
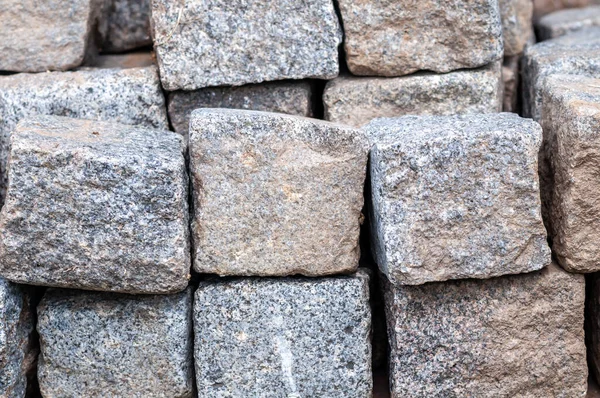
[168,81,312,135]
[0,65,168,203]
[540,74,600,272]
[537,5,600,39]
[87,52,155,69]
[100,0,152,52]
[500,0,535,56]
[336,0,504,76]
[384,263,587,397]
[38,288,193,398]
[0,0,96,72]
[533,0,595,20]
[194,273,371,397]
[503,55,520,112]
[0,279,35,398]
[323,63,502,128]
[522,27,600,120]
[0,115,190,294]
[366,113,550,286]
[189,109,368,277]
[151,0,341,90]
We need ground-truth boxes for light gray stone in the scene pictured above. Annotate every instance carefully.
[168,81,312,135]
[37,288,193,398]
[0,65,168,204]
[384,263,587,397]
[194,273,371,397]
[500,0,535,56]
[151,0,341,90]
[366,113,550,286]
[336,0,504,76]
[522,27,600,120]
[537,5,600,39]
[189,109,368,277]
[0,0,96,72]
[533,0,596,20]
[503,55,520,112]
[100,0,152,52]
[0,115,190,294]
[323,63,502,128]
[540,74,600,272]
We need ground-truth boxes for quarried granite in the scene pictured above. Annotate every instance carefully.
[100,0,152,52]
[500,0,534,56]
[536,5,600,39]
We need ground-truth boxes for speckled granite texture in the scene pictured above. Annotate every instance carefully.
[500,0,534,56]
[536,5,600,39]
[0,115,190,293]
[194,273,371,397]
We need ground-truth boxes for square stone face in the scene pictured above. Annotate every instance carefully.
[37,288,194,398]
[384,263,587,397]
[193,274,371,397]
[541,74,600,272]
[336,0,503,77]
[323,63,502,128]
[536,5,600,40]
[151,0,341,90]
[189,109,368,277]
[366,113,550,286]
[0,0,94,72]
[0,115,190,294]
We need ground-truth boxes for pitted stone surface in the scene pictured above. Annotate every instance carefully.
[0,115,190,293]
[537,5,600,39]
[189,109,368,277]
[522,27,600,120]
[168,81,312,135]
[500,0,534,56]
[0,0,95,72]
[193,273,371,397]
[323,63,502,128]
[366,113,550,286]
[384,263,587,397]
[100,0,152,52]
[540,74,600,272]
[0,65,168,203]
[151,0,341,90]
[37,288,194,398]
[336,0,504,76]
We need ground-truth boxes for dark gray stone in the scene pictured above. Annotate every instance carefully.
[100,0,152,52]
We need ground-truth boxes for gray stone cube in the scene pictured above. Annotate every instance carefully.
[0,115,190,294]
[500,0,535,56]
[151,0,341,90]
[536,5,600,39]
[366,113,550,286]
[194,273,371,397]
[37,288,194,398]
[189,109,368,277]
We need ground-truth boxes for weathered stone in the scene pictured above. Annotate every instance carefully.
[100,0,152,52]
[384,263,587,397]
[0,65,168,203]
[0,0,96,72]
[537,5,600,39]
[366,113,550,286]
[168,81,312,135]
[503,55,520,112]
[88,52,155,69]
[0,115,190,294]
[540,74,600,272]
[189,109,368,277]
[533,0,595,20]
[150,0,341,90]
[500,0,535,56]
[336,0,503,76]
[522,27,600,120]
[38,288,193,398]
[323,63,502,128]
[0,279,35,398]
[194,273,371,397]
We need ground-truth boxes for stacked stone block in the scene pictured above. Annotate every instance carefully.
[536,5,600,39]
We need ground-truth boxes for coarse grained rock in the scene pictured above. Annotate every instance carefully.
[503,55,520,112]
[0,0,96,72]
[536,5,600,39]
[100,0,152,53]
[384,263,587,397]
[366,113,550,286]
[168,81,312,135]
[0,65,168,204]
[336,0,504,77]
[322,63,502,128]
[150,0,341,90]
[540,74,600,272]
[189,109,368,277]
[533,0,595,20]
[500,0,535,56]
[0,279,35,398]
[194,273,371,397]
[0,115,190,294]
[522,27,600,120]
[37,288,194,398]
